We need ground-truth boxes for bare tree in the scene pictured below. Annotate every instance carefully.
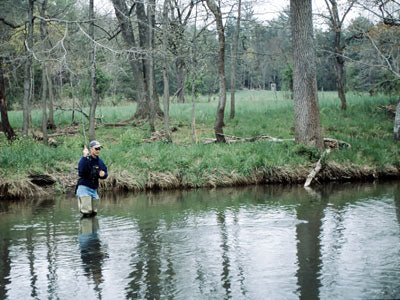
[88,0,98,141]
[230,0,241,120]
[190,3,199,143]
[39,0,49,145]
[205,0,227,143]
[22,0,34,137]
[38,0,56,130]
[162,0,172,142]
[111,0,149,120]
[168,0,194,103]
[322,0,356,110]
[148,0,156,132]
[290,0,324,150]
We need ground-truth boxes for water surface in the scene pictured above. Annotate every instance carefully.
[1,182,400,299]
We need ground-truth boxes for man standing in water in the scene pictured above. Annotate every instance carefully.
[76,140,108,216]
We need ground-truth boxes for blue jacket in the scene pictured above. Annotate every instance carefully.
[77,155,108,190]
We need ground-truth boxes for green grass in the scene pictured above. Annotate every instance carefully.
[1,90,399,189]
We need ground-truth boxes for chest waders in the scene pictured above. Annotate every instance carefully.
[78,196,98,216]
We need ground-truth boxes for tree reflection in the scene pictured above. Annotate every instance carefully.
[125,194,163,300]
[395,181,400,227]
[295,189,326,300]
[78,216,106,298]
[0,233,11,300]
[217,211,232,299]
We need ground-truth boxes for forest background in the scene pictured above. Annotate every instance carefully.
[0,0,400,198]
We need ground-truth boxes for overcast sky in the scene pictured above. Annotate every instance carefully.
[94,0,366,28]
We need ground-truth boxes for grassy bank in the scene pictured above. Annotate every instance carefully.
[1,91,399,199]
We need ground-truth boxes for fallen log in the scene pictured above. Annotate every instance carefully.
[204,134,351,149]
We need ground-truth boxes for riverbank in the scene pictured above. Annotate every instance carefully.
[1,91,399,199]
[1,160,398,200]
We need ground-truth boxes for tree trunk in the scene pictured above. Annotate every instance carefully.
[22,0,34,137]
[0,57,16,140]
[39,0,56,130]
[394,97,400,141]
[148,0,156,132]
[335,55,346,110]
[290,0,324,150]
[176,58,186,103]
[46,71,56,129]
[326,0,353,111]
[230,0,241,120]
[41,65,48,145]
[111,0,148,120]
[39,0,48,145]
[206,0,227,143]
[162,0,172,142]
[334,28,346,110]
[88,0,98,141]
[70,72,76,124]
[136,1,163,117]
[190,5,199,144]
[191,72,197,143]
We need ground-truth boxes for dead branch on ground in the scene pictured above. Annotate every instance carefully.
[304,148,331,187]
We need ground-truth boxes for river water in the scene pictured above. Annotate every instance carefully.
[1,181,400,299]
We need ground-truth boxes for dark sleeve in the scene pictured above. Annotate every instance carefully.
[78,157,91,178]
[99,158,108,179]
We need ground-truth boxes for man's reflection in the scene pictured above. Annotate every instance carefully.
[78,216,107,295]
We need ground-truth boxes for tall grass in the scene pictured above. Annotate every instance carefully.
[1,90,399,186]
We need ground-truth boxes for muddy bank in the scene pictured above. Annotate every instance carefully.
[1,162,399,200]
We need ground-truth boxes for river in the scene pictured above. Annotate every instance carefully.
[0,181,400,299]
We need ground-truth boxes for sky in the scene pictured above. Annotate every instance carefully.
[94,0,366,27]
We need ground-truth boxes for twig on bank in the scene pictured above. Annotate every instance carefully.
[304,148,331,187]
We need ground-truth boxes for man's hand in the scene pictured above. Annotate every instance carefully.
[99,170,105,177]
[83,147,89,157]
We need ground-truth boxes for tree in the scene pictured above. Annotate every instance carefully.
[135,0,163,117]
[346,1,400,140]
[395,97,400,140]
[0,57,16,140]
[168,0,194,103]
[290,0,324,150]
[322,0,356,110]
[162,0,172,142]
[229,0,241,120]
[88,0,98,141]
[205,0,227,143]
[148,0,156,132]
[22,0,35,137]
[39,0,49,145]
[111,0,149,120]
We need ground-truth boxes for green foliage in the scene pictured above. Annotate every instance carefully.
[292,144,321,162]
[184,72,206,96]
[281,64,293,92]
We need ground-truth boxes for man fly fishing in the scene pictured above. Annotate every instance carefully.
[76,140,108,216]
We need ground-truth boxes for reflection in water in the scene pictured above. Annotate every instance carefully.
[78,216,107,298]
[0,234,11,300]
[125,199,163,300]
[217,211,232,299]
[395,182,400,226]
[295,189,326,300]
[0,182,400,299]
